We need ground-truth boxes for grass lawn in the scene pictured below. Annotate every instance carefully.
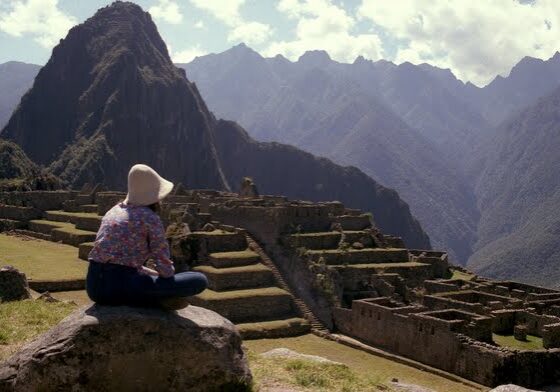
[0,233,87,280]
[244,334,482,392]
[0,299,76,361]
[493,333,544,350]
[451,270,475,281]
[51,290,92,306]
[247,349,384,391]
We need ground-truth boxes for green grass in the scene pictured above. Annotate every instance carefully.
[0,299,76,361]
[331,262,428,269]
[194,264,270,274]
[195,287,289,301]
[46,210,100,219]
[50,290,92,306]
[0,233,87,280]
[244,334,481,392]
[210,250,259,259]
[248,350,385,391]
[493,333,544,350]
[451,270,475,281]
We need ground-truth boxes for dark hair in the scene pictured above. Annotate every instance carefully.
[147,202,160,213]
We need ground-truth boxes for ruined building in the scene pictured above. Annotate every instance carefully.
[1,183,560,389]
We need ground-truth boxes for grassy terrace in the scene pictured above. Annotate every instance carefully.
[210,250,259,259]
[195,287,289,301]
[493,333,544,350]
[0,233,86,280]
[245,334,481,392]
[451,270,476,281]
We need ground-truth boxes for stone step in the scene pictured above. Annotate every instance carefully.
[29,219,96,247]
[79,242,95,261]
[190,287,295,324]
[13,229,52,241]
[332,214,372,231]
[77,204,99,213]
[207,250,261,268]
[51,226,97,247]
[193,264,274,291]
[29,219,73,235]
[0,218,27,231]
[45,211,102,231]
[0,204,42,221]
[188,230,247,253]
[306,248,409,265]
[288,230,372,250]
[237,317,311,340]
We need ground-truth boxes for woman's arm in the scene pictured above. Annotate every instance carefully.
[146,213,175,278]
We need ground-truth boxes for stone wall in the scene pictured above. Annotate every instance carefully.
[0,191,72,210]
[333,297,560,387]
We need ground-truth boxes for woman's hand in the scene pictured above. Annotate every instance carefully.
[141,266,159,276]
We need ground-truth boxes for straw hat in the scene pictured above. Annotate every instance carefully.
[124,164,174,206]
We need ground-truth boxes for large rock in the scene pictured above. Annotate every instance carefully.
[0,305,252,391]
[0,265,31,302]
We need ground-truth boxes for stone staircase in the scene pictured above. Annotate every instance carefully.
[190,230,311,339]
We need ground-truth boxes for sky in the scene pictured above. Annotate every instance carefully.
[0,0,559,86]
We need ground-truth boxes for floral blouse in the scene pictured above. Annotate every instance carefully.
[88,203,175,278]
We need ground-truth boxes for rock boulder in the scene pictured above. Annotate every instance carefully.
[0,305,252,391]
[0,265,31,302]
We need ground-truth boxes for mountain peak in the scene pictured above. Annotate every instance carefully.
[297,50,332,67]
[2,0,228,189]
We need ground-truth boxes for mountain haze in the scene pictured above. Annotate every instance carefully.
[0,62,41,129]
[181,45,478,262]
[0,1,430,249]
[469,85,560,287]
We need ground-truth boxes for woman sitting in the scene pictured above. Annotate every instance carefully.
[86,164,207,308]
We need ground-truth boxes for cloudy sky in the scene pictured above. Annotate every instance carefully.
[0,0,559,86]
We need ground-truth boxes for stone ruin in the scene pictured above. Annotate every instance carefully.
[1,181,560,388]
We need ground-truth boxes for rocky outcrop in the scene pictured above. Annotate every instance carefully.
[1,2,229,191]
[0,305,252,391]
[0,265,31,302]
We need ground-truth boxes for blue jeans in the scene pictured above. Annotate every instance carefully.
[86,261,208,306]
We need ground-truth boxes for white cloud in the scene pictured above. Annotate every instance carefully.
[0,0,76,48]
[228,21,272,45]
[171,45,208,63]
[357,0,560,86]
[189,0,273,46]
[264,0,383,63]
[189,0,245,26]
[149,0,183,25]
[194,20,205,29]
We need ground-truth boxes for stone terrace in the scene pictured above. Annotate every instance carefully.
[3,185,560,388]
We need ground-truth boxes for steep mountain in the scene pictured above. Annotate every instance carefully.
[182,47,477,262]
[464,52,560,126]
[468,86,560,287]
[2,1,229,190]
[0,1,430,249]
[0,62,40,128]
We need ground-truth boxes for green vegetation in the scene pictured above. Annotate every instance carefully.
[210,250,259,259]
[0,234,87,280]
[493,333,544,350]
[0,299,76,361]
[248,350,384,391]
[451,270,475,281]
[244,334,480,392]
[195,287,289,301]
[51,290,92,306]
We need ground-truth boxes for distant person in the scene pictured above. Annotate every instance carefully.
[86,164,207,309]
